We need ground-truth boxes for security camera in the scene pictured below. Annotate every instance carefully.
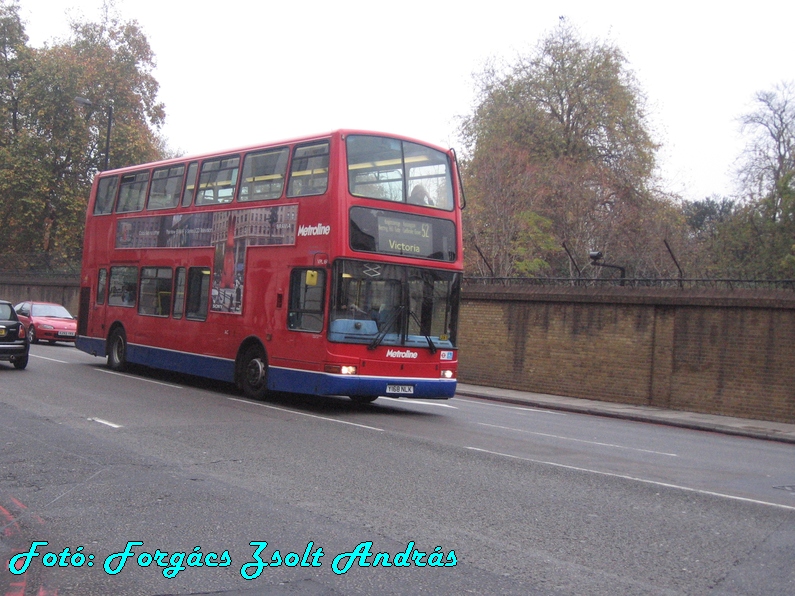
[589,251,603,261]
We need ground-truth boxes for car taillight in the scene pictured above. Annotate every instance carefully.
[18,325,25,339]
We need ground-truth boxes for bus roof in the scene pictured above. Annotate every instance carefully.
[96,129,453,177]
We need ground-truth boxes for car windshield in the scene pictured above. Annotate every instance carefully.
[0,304,14,320]
[31,304,73,318]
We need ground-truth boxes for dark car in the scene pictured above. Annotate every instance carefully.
[0,300,29,369]
[14,301,77,344]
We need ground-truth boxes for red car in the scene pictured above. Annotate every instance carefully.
[14,301,77,344]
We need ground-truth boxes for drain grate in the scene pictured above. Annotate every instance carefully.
[773,485,795,492]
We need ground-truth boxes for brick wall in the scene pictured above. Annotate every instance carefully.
[459,286,795,424]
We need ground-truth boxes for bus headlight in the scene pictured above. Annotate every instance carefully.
[441,369,455,379]
[325,364,358,375]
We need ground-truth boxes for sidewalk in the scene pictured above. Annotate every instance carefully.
[455,384,795,445]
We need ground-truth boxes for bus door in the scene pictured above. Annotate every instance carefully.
[284,267,328,365]
[101,264,139,337]
[88,267,111,340]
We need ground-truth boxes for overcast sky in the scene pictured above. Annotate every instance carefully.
[18,0,795,202]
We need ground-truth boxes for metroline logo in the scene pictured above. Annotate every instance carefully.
[386,349,419,359]
[297,223,331,236]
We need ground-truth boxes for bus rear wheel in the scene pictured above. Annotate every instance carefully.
[240,345,268,400]
[107,328,127,372]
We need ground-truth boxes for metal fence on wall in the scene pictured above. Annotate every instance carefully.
[463,277,795,291]
[4,255,795,293]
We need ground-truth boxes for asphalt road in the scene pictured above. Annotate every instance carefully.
[1,344,793,595]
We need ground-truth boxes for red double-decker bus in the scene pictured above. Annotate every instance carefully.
[76,130,464,402]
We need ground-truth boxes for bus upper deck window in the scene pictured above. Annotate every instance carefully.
[94,176,119,215]
[347,135,403,202]
[287,142,329,197]
[147,165,185,210]
[196,157,240,206]
[116,172,150,213]
[182,162,198,207]
[240,147,289,202]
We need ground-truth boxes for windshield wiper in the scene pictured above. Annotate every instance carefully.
[367,306,437,354]
[368,305,404,350]
[408,310,437,354]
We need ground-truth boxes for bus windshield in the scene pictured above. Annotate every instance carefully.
[329,259,459,349]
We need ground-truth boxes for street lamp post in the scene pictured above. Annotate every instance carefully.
[73,96,113,171]
[589,251,626,286]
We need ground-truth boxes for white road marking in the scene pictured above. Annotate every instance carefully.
[228,398,384,432]
[96,368,183,388]
[466,447,795,511]
[478,422,678,457]
[30,354,69,364]
[384,398,458,409]
[454,397,566,415]
[89,417,123,428]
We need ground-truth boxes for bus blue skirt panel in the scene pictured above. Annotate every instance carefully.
[268,366,456,399]
[76,336,455,399]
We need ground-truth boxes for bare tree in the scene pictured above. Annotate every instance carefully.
[737,81,795,221]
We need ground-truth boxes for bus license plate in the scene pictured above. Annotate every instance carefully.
[387,384,414,395]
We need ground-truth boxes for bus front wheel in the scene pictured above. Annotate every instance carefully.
[240,345,268,400]
[350,395,378,404]
[107,328,127,372]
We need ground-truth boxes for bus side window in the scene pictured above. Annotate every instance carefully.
[287,142,329,197]
[116,172,150,213]
[147,165,185,210]
[173,267,186,319]
[108,266,138,307]
[239,147,289,202]
[94,177,119,215]
[138,267,173,317]
[196,157,240,206]
[96,268,107,305]
[182,162,198,207]
[185,267,211,321]
[287,269,326,332]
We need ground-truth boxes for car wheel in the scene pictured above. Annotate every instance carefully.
[27,325,37,344]
[240,345,268,400]
[12,355,28,370]
[107,328,127,371]
[349,395,378,404]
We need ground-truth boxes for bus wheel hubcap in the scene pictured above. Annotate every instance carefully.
[246,358,265,387]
